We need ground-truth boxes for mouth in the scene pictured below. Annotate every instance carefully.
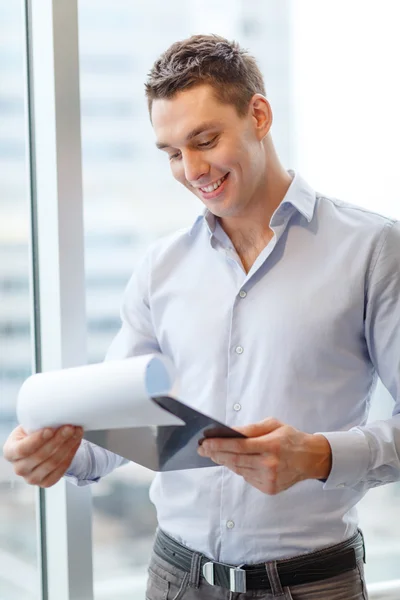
[197,173,229,199]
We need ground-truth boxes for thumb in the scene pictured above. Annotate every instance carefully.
[234,417,282,438]
[12,425,28,441]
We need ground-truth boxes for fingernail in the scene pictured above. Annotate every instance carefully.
[42,429,53,439]
[197,446,204,456]
[62,426,73,438]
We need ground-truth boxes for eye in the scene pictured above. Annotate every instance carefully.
[198,136,218,148]
[169,151,181,161]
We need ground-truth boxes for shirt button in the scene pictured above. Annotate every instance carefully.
[226,520,235,529]
[336,483,346,488]
[235,346,244,354]
[233,403,241,411]
[239,290,247,298]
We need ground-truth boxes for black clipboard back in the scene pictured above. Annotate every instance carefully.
[84,395,246,472]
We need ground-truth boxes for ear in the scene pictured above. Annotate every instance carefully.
[249,94,273,141]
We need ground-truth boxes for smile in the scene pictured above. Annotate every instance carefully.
[199,173,228,193]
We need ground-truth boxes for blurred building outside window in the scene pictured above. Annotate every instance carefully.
[0,3,39,599]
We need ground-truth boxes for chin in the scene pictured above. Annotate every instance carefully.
[213,202,241,219]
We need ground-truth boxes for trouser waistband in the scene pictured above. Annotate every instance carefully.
[153,528,366,593]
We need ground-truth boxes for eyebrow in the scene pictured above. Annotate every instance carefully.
[155,121,222,150]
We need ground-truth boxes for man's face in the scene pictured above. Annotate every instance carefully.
[151,84,266,219]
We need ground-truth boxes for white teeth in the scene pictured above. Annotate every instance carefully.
[201,175,226,193]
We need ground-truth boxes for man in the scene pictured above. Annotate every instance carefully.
[4,34,400,599]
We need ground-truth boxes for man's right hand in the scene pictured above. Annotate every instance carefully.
[2,424,84,488]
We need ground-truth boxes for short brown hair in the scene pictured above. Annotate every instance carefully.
[145,34,266,117]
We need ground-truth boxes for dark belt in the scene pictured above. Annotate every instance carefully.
[154,528,365,593]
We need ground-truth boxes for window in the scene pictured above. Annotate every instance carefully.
[0,2,38,598]
[292,0,400,584]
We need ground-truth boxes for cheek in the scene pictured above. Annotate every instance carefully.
[238,151,261,187]
[216,148,236,169]
[219,145,253,183]
[170,163,185,184]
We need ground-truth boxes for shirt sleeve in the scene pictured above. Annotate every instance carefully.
[318,220,400,492]
[65,439,130,487]
[65,251,160,485]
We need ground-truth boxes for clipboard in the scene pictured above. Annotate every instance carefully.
[84,395,246,472]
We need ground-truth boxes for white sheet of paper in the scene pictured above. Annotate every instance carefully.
[17,354,184,433]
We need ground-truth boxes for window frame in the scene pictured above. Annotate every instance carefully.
[24,1,93,599]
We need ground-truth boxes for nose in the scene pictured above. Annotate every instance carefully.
[181,151,209,185]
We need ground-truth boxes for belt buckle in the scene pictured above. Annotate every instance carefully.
[202,561,247,593]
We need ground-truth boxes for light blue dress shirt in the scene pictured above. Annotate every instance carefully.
[66,172,400,564]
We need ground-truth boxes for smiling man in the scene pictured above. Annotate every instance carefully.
[4,34,400,600]
[151,82,284,273]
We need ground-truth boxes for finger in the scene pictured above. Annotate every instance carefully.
[13,426,83,477]
[234,418,282,438]
[205,450,261,470]
[36,440,83,488]
[200,437,252,454]
[201,435,271,455]
[201,423,286,455]
[5,425,28,443]
[25,437,82,487]
[3,427,57,462]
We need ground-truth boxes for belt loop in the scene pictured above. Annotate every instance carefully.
[358,528,366,564]
[265,560,285,597]
[188,552,202,589]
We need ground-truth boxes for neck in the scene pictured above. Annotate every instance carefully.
[219,137,293,248]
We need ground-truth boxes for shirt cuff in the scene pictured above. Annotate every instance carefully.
[64,472,100,486]
[315,429,370,490]
[63,440,100,486]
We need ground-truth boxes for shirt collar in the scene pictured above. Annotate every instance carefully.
[188,171,317,236]
[188,209,216,236]
[279,170,316,223]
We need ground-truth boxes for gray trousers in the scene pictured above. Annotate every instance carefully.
[145,548,368,600]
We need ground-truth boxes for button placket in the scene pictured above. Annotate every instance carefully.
[224,290,246,542]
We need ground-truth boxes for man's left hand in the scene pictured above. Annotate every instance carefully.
[197,418,332,495]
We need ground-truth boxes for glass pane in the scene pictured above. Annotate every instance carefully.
[292,0,400,586]
[0,2,39,599]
